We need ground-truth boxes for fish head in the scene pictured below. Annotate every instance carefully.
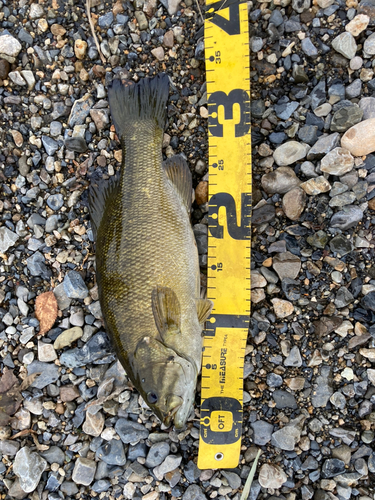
[133,336,198,428]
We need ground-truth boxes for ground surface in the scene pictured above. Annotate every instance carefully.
[0,0,375,499]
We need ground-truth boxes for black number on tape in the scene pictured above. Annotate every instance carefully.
[210,3,240,36]
[208,89,250,138]
[209,192,251,240]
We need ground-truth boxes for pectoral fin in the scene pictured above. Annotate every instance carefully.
[152,286,181,341]
[196,298,214,324]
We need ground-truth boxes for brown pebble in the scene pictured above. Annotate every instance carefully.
[51,23,66,36]
[113,0,124,15]
[60,385,80,402]
[97,155,107,167]
[195,181,208,205]
[55,403,65,414]
[163,30,174,48]
[0,59,10,79]
[369,198,375,210]
[93,65,106,78]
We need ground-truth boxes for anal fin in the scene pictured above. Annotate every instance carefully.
[163,155,192,212]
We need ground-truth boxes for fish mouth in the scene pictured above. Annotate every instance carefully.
[159,395,184,427]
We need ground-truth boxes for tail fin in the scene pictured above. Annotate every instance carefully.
[108,74,169,139]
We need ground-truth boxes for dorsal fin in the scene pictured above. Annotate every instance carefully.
[163,155,192,212]
[88,173,120,239]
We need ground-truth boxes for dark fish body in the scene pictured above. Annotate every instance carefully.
[89,75,213,427]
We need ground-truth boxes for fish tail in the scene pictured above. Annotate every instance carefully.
[107,74,169,139]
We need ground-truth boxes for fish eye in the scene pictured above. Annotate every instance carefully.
[147,392,158,404]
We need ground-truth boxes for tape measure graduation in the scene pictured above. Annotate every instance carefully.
[197,0,251,469]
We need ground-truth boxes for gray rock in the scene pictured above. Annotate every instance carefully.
[330,206,363,230]
[26,251,51,280]
[182,485,207,500]
[273,251,301,280]
[329,234,353,256]
[311,80,326,109]
[154,455,183,480]
[273,142,310,166]
[63,270,88,299]
[68,93,95,127]
[312,365,333,407]
[72,457,96,486]
[361,291,375,311]
[0,34,22,58]
[145,441,170,467]
[92,480,111,493]
[359,96,375,119]
[273,390,297,409]
[334,287,354,308]
[41,446,65,465]
[27,361,60,389]
[42,135,59,156]
[346,79,362,99]
[301,37,318,57]
[307,133,340,160]
[99,12,114,28]
[284,345,302,366]
[115,418,149,444]
[96,439,126,466]
[332,32,357,59]
[274,101,299,120]
[330,391,346,409]
[251,420,274,445]
[47,194,64,211]
[331,105,363,132]
[221,471,241,489]
[261,166,301,194]
[60,331,115,368]
[322,459,346,478]
[0,439,20,456]
[60,482,79,496]
[13,447,47,493]
[0,226,19,253]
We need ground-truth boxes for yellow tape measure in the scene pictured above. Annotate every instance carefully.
[197,0,251,469]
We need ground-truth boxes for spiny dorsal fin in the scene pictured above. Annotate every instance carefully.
[163,155,192,212]
[88,172,120,240]
[196,298,214,324]
[151,286,181,340]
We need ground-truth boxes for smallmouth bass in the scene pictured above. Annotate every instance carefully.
[89,74,213,428]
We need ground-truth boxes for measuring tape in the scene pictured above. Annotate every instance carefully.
[197,0,251,469]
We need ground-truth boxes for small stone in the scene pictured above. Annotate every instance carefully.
[345,14,370,36]
[154,455,183,480]
[361,292,375,311]
[90,109,109,131]
[322,459,346,478]
[258,464,287,489]
[145,442,170,467]
[284,346,302,366]
[331,105,364,133]
[182,485,207,500]
[359,97,375,120]
[195,181,208,205]
[83,411,105,437]
[300,176,331,195]
[163,31,174,48]
[38,341,57,362]
[261,166,301,194]
[96,439,126,466]
[60,384,80,402]
[0,226,19,253]
[54,326,83,349]
[312,365,333,407]
[151,46,165,60]
[282,187,306,220]
[68,94,95,127]
[75,39,88,60]
[314,103,332,117]
[135,10,148,29]
[251,420,274,445]
[273,390,297,409]
[273,141,310,166]
[13,447,47,493]
[271,298,294,318]
[307,132,340,160]
[42,136,59,156]
[329,192,357,207]
[332,32,357,59]
[364,32,375,55]
[341,118,375,156]
[72,457,96,486]
[41,446,65,466]
[273,251,301,280]
[330,206,363,230]
[0,34,22,58]
[115,418,149,444]
[63,271,88,299]
[320,147,354,176]
[47,194,64,211]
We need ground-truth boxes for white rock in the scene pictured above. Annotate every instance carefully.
[258,464,288,489]
[320,147,354,176]
[0,226,19,253]
[0,34,22,58]
[332,32,357,59]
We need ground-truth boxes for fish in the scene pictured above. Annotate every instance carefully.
[88,74,213,428]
